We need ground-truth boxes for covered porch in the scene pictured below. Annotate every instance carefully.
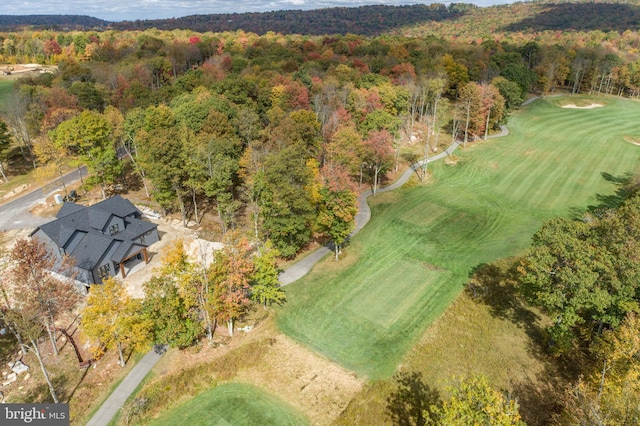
[112,243,150,279]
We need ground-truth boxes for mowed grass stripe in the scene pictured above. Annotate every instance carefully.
[277,96,640,379]
[545,105,640,210]
[344,263,442,329]
[491,104,633,211]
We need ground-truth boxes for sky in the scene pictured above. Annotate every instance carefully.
[1,0,520,23]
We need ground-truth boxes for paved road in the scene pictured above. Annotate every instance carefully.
[0,146,128,231]
[279,124,509,286]
[86,346,168,426]
[0,167,87,231]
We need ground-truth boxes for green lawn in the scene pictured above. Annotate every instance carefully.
[0,80,14,105]
[277,95,640,379]
[147,383,309,426]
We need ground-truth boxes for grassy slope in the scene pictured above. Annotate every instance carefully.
[277,96,640,380]
[147,383,309,426]
[0,80,14,105]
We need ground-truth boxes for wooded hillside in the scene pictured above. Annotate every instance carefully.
[5,1,640,36]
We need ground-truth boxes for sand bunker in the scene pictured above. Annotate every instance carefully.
[561,103,603,109]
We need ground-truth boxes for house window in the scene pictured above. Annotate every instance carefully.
[109,224,119,235]
[97,263,111,279]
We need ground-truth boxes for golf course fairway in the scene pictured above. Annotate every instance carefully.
[277,95,640,379]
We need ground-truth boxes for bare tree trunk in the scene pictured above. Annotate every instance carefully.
[77,165,86,192]
[216,199,228,234]
[30,338,58,403]
[45,322,58,356]
[175,188,187,227]
[57,169,68,196]
[117,341,125,367]
[572,64,582,94]
[198,274,213,341]
[422,137,429,178]
[227,319,233,337]
[394,139,400,172]
[204,309,212,341]
[252,204,259,239]
[0,163,8,183]
[464,99,471,148]
[121,142,149,197]
[484,106,491,141]
[191,188,199,224]
[598,73,605,94]
[431,94,440,147]
[373,167,380,196]
[598,359,609,401]
[451,116,459,148]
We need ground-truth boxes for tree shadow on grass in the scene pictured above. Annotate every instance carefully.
[4,147,35,177]
[511,375,566,426]
[467,259,544,347]
[386,371,441,426]
[569,171,638,220]
[23,373,69,403]
[0,331,18,367]
[466,260,584,425]
[67,367,90,403]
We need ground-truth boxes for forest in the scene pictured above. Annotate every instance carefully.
[3,0,640,36]
[1,0,640,423]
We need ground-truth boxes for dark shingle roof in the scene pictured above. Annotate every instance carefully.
[70,233,116,270]
[31,196,157,276]
[88,209,111,232]
[56,202,85,218]
[122,217,157,240]
[110,241,147,263]
[91,195,140,219]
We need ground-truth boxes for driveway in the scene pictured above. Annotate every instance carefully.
[0,168,87,231]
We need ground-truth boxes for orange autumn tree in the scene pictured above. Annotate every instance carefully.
[209,235,254,337]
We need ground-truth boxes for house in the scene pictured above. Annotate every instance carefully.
[30,195,160,287]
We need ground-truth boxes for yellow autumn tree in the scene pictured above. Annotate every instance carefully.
[438,375,525,425]
[561,313,640,425]
[81,277,152,367]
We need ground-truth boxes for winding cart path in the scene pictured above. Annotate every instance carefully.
[278,124,509,286]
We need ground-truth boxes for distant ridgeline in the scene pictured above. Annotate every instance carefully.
[3,1,640,36]
[0,15,109,31]
[109,4,460,36]
[0,4,461,36]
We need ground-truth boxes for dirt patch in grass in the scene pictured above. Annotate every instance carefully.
[624,135,640,146]
[118,312,360,426]
[443,155,460,166]
[236,334,363,425]
[560,103,603,109]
